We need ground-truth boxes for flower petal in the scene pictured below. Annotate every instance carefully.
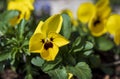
[34,21,44,34]
[96,0,109,9]
[68,73,73,79]
[48,32,69,47]
[114,30,120,45]
[7,1,33,25]
[29,33,45,53]
[61,9,74,19]
[88,17,107,36]
[77,2,96,23]
[97,6,111,19]
[41,14,63,34]
[106,14,120,35]
[40,43,59,61]
[100,6,111,19]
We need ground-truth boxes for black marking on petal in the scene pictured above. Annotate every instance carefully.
[94,20,100,26]
[44,42,53,50]
[41,39,45,43]
[50,37,54,41]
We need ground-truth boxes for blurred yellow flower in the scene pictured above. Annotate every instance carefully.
[106,14,120,35]
[7,0,34,25]
[114,30,120,45]
[77,0,111,36]
[77,2,96,23]
[106,14,120,45]
[61,9,78,26]
[29,14,69,61]
[68,73,73,79]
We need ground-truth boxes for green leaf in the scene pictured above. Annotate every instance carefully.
[11,47,18,59]
[84,41,94,51]
[25,74,33,79]
[16,19,27,40]
[73,46,84,53]
[77,24,88,36]
[31,56,45,67]
[67,62,92,79]
[0,52,11,62]
[22,40,29,47]
[23,48,30,55]
[0,62,5,72]
[0,22,6,36]
[61,14,72,39]
[65,54,76,65]
[42,57,62,72]
[89,55,101,68]
[83,50,93,56]
[72,36,81,47]
[47,67,68,79]
[0,10,19,23]
[96,36,114,51]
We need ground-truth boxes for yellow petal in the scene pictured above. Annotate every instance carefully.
[29,33,45,53]
[106,14,120,35]
[61,9,74,19]
[68,73,73,79]
[96,0,109,8]
[48,32,69,47]
[100,6,111,19]
[61,9,78,26]
[24,1,34,10]
[34,21,44,34]
[114,30,120,45]
[41,14,63,34]
[40,43,59,61]
[88,17,107,36]
[97,5,111,19]
[71,19,78,26]
[77,2,96,23]
[7,1,33,25]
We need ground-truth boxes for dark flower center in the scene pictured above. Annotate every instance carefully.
[44,42,53,50]
[50,37,54,41]
[93,20,100,26]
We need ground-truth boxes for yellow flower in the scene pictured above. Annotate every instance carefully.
[77,2,96,23]
[13,0,34,4]
[88,16,107,36]
[114,30,120,45]
[106,14,120,35]
[77,0,111,36]
[7,0,34,25]
[106,14,120,45]
[68,73,73,79]
[29,14,69,61]
[61,9,78,26]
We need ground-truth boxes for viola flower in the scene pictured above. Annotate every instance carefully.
[29,14,69,61]
[61,9,78,26]
[106,14,120,45]
[77,0,111,36]
[68,73,73,79]
[114,30,120,45]
[88,6,111,36]
[77,2,96,24]
[7,0,34,25]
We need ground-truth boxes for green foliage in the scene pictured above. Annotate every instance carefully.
[47,67,68,79]
[0,10,19,23]
[61,14,72,39]
[0,1,118,79]
[31,56,45,67]
[67,62,92,79]
[95,36,114,51]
